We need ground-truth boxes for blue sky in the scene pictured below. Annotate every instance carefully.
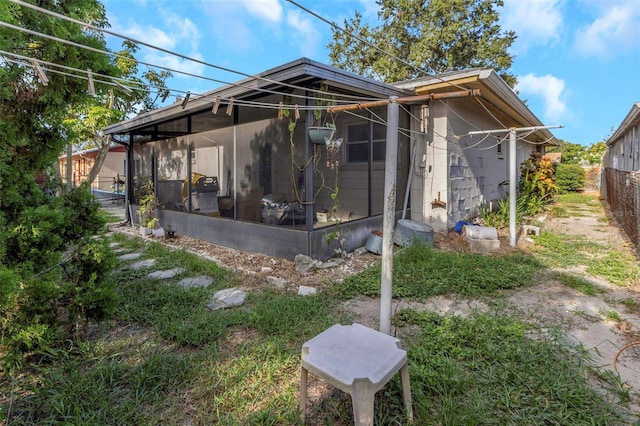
[103,0,640,146]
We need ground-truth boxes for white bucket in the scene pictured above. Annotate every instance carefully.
[465,226,498,240]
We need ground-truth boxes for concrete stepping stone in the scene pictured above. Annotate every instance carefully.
[118,252,143,261]
[207,288,246,310]
[298,285,317,296]
[147,267,186,280]
[177,275,214,289]
[109,242,121,248]
[129,259,157,270]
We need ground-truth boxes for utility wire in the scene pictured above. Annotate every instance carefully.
[8,0,384,104]
[285,0,469,92]
[0,19,383,107]
[5,53,388,117]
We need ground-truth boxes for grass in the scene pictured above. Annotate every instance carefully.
[551,271,605,296]
[2,193,638,424]
[331,244,542,300]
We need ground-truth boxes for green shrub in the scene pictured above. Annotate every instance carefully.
[555,163,585,193]
[0,184,117,371]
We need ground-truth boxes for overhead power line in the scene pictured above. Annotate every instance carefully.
[7,0,383,104]
[285,0,468,91]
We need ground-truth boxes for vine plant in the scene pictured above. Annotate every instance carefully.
[281,92,348,257]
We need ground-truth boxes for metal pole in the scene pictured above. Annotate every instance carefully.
[509,128,517,247]
[380,97,399,335]
[468,125,563,247]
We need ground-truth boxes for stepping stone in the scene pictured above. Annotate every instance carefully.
[129,259,157,270]
[109,242,121,248]
[267,276,287,288]
[207,288,246,310]
[177,275,214,289]
[147,267,186,280]
[118,252,143,261]
[298,285,317,296]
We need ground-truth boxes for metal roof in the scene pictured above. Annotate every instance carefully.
[103,57,410,136]
[606,102,640,146]
[394,68,559,145]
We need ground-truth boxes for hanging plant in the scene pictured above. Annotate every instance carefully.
[308,85,337,144]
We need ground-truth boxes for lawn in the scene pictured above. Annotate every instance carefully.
[1,193,638,425]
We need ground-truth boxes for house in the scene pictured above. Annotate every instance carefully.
[103,59,557,260]
[604,102,640,171]
[543,152,562,164]
[395,68,558,233]
[58,144,126,196]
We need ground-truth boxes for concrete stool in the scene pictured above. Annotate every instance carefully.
[300,323,413,425]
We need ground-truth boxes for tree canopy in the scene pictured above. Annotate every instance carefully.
[0,0,126,369]
[328,0,517,86]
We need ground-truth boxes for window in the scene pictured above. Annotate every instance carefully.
[346,122,386,163]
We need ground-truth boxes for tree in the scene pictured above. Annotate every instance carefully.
[64,40,172,186]
[547,140,585,164]
[0,0,119,369]
[0,0,113,218]
[583,141,606,166]
[328,0,517,86]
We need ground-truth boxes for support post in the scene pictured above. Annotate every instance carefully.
[509,128,517,247]
[380,97,399,335]
[468,125,563,248]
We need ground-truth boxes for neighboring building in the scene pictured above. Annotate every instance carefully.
[604,102,640,171]
[602,102,640,247]
[58,144,126,194]
[103,59,557,260]
[543,152,562,164]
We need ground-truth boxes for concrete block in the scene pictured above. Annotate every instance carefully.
[522,224,540,236]
[466,236,501,253]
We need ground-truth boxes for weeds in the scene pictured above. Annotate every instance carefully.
[332,244,542,300]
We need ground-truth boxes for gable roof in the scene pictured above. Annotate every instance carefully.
[606,102,640,146]
[394,68,559,145]
[103,58,410,139]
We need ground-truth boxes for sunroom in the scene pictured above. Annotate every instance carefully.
[104,58,412,260]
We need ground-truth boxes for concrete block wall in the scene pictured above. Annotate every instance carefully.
[410,98,536,233]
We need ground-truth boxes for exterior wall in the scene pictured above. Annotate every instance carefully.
[411,98,537,233]
[607,121,640,171]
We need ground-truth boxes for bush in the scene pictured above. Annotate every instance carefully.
[555,163,585,193]
[0,184,118,371]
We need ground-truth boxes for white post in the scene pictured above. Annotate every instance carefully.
[380,97,399,335]
[467,125,563,247]
[509,128,517,247]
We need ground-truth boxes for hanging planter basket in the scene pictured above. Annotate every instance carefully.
[308,126,336,144]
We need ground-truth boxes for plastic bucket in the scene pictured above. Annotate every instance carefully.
[465,226,498,240]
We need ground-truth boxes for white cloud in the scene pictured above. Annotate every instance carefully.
[516,74,568,121]
[500,0,563,53]
[143,52,206,80]
[286,10,322,57]
[574,4,640,59]
[237,0,283,22]
[161,12,201,53]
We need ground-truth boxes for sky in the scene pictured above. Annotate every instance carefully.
[102,0,640,146]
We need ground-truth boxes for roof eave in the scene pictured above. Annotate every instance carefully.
[103,58,410,135]
[395,69,559,145]
[606,102,640,145]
